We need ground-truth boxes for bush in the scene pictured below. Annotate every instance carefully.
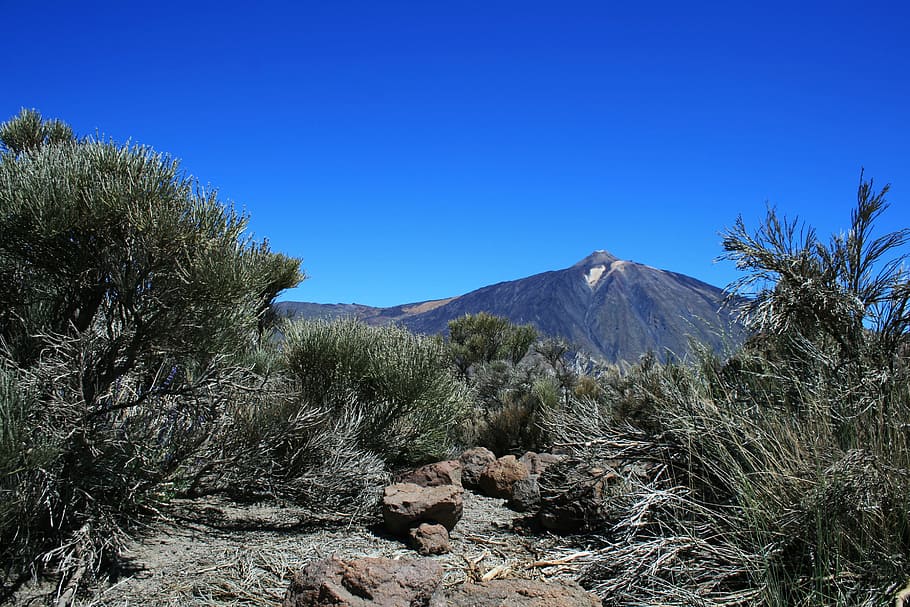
[546,346,910,605]
[544,177,910,606]
[447,312,538,375]
[0,367,49,575]
[446,315,581,454]
[721,171,910,367]
[282,318,471,464]
[0,109,302,592]
[190,381,390,518]
[459,358,561,453]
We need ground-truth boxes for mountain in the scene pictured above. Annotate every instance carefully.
[275,251,744,363]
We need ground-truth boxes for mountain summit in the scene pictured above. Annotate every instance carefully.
[573,249,620,267]
[276,252,743,363]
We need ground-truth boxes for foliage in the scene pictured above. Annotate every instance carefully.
[0,109,303,376]
[0,367,47,575]
[0,107,74,155]
[0,109,303,594]
[184,348,390,517]
[721,171,910,364]
[545,176,910,606]
[447,312,538,375]
[281,317,471,464]
[461,358,561,453]
[446,314,589,454]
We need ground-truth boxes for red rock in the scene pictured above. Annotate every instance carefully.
[397,460,462,487]
[283,556,444,607]
[382,482,463,534]
[408,523,451,555]
[478,455,529,499]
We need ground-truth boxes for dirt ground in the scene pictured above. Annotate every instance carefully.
[11,490,596,606]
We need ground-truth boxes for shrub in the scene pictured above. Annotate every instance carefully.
[445,315,589,454]
[544,176,910,606]
[189,381,390,518]
[459,358,560,453]
[721,171,910,367]
[447,312,538,375]
[282,318,471,464]
[0,109,302,593]
[0,367,50,576]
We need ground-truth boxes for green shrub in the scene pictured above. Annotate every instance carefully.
[447,319,583,454]
[0,367,50,574]
[459,359,560,453]
[546,346,910,605]
[448,312,538,375]
[282,318,470,464]
[0,109,302,591]
[721,171,909,368]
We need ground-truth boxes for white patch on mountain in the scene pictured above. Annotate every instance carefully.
[585,265,606,287]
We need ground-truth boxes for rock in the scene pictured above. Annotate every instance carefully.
[397,460,462,487]
[507,474,540,512]
[459,447,497,489]
[478,455,529,499]
[408,523,451,555]
[538,458,620,533]
[283,555,445,607]
[445,578,601,607]
[519,451,566,475]
[382,482,463,534]
[283,557,601,607]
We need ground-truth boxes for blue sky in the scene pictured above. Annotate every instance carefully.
[3,1,909,306]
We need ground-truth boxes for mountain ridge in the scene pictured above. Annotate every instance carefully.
[275,251,744,362]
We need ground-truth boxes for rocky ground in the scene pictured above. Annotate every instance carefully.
[11,460,599,606]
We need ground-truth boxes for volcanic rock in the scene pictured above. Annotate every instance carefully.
[283,556,444,607]
[397,460,462,487]
[382,482,463,534]
[478,455,529,499]
[407,523,451,555]
[459,447,496,490]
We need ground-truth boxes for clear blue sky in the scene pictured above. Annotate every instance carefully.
[3,1,909,306]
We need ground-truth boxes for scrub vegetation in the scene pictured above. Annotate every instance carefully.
[1,110,907,606]
[541,176,910,606]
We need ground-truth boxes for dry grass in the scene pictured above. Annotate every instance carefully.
[542,341,910,606]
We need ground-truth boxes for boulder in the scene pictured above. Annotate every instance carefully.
[478,455,529,499]
[283,556,444,607]
[519,451,566,475]
[538,458,619,533]
[459,447,496,489]
[445,578,601,607]
[382,482,463,534]
[283,557,601,607]
[397,460,462,487]
[507,474,541,512]
[408,523,451,555]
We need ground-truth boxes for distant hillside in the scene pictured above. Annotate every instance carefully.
[275,251,745,363]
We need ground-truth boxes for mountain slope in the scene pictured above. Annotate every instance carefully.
[275,250,743,363]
